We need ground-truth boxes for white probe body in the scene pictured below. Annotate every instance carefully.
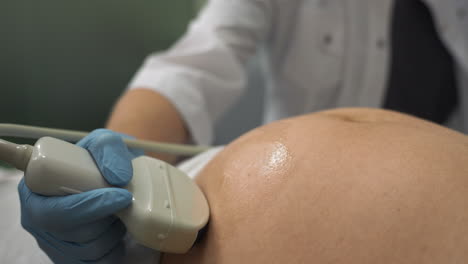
[21,137,209,254]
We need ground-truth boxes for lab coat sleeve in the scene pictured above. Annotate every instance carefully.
[128,0,273,145]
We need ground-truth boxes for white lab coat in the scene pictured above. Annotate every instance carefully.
[129,0,468,145]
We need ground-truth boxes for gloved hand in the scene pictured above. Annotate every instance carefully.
[18,129,143,264]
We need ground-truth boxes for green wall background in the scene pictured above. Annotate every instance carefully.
[0,0,265,149]
[0,1,201,134]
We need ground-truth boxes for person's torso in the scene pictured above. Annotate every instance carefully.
[261,0,468,131]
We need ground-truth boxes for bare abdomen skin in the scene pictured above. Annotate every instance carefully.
[163,108,468,264]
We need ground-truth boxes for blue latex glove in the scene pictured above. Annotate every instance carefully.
[18,129,143,264]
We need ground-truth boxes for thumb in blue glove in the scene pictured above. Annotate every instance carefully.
[19,129,143,264]
[77,129,144,186]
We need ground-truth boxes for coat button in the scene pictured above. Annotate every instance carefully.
[323,33,333,45]
[457,8,466,19]
[377,38,387,49]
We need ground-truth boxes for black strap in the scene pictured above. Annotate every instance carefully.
[384,0,458,124]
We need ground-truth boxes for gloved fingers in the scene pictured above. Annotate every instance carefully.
[77,129,136,186]
[33,227,83,264]
[36,237,126,264]
[50,216,118,243]
[119,134,145,157]
[19,180,132,230]
[128,147,145,158]
[37,219,127,262]
[90,241,126,264]
[37,239,82,264]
